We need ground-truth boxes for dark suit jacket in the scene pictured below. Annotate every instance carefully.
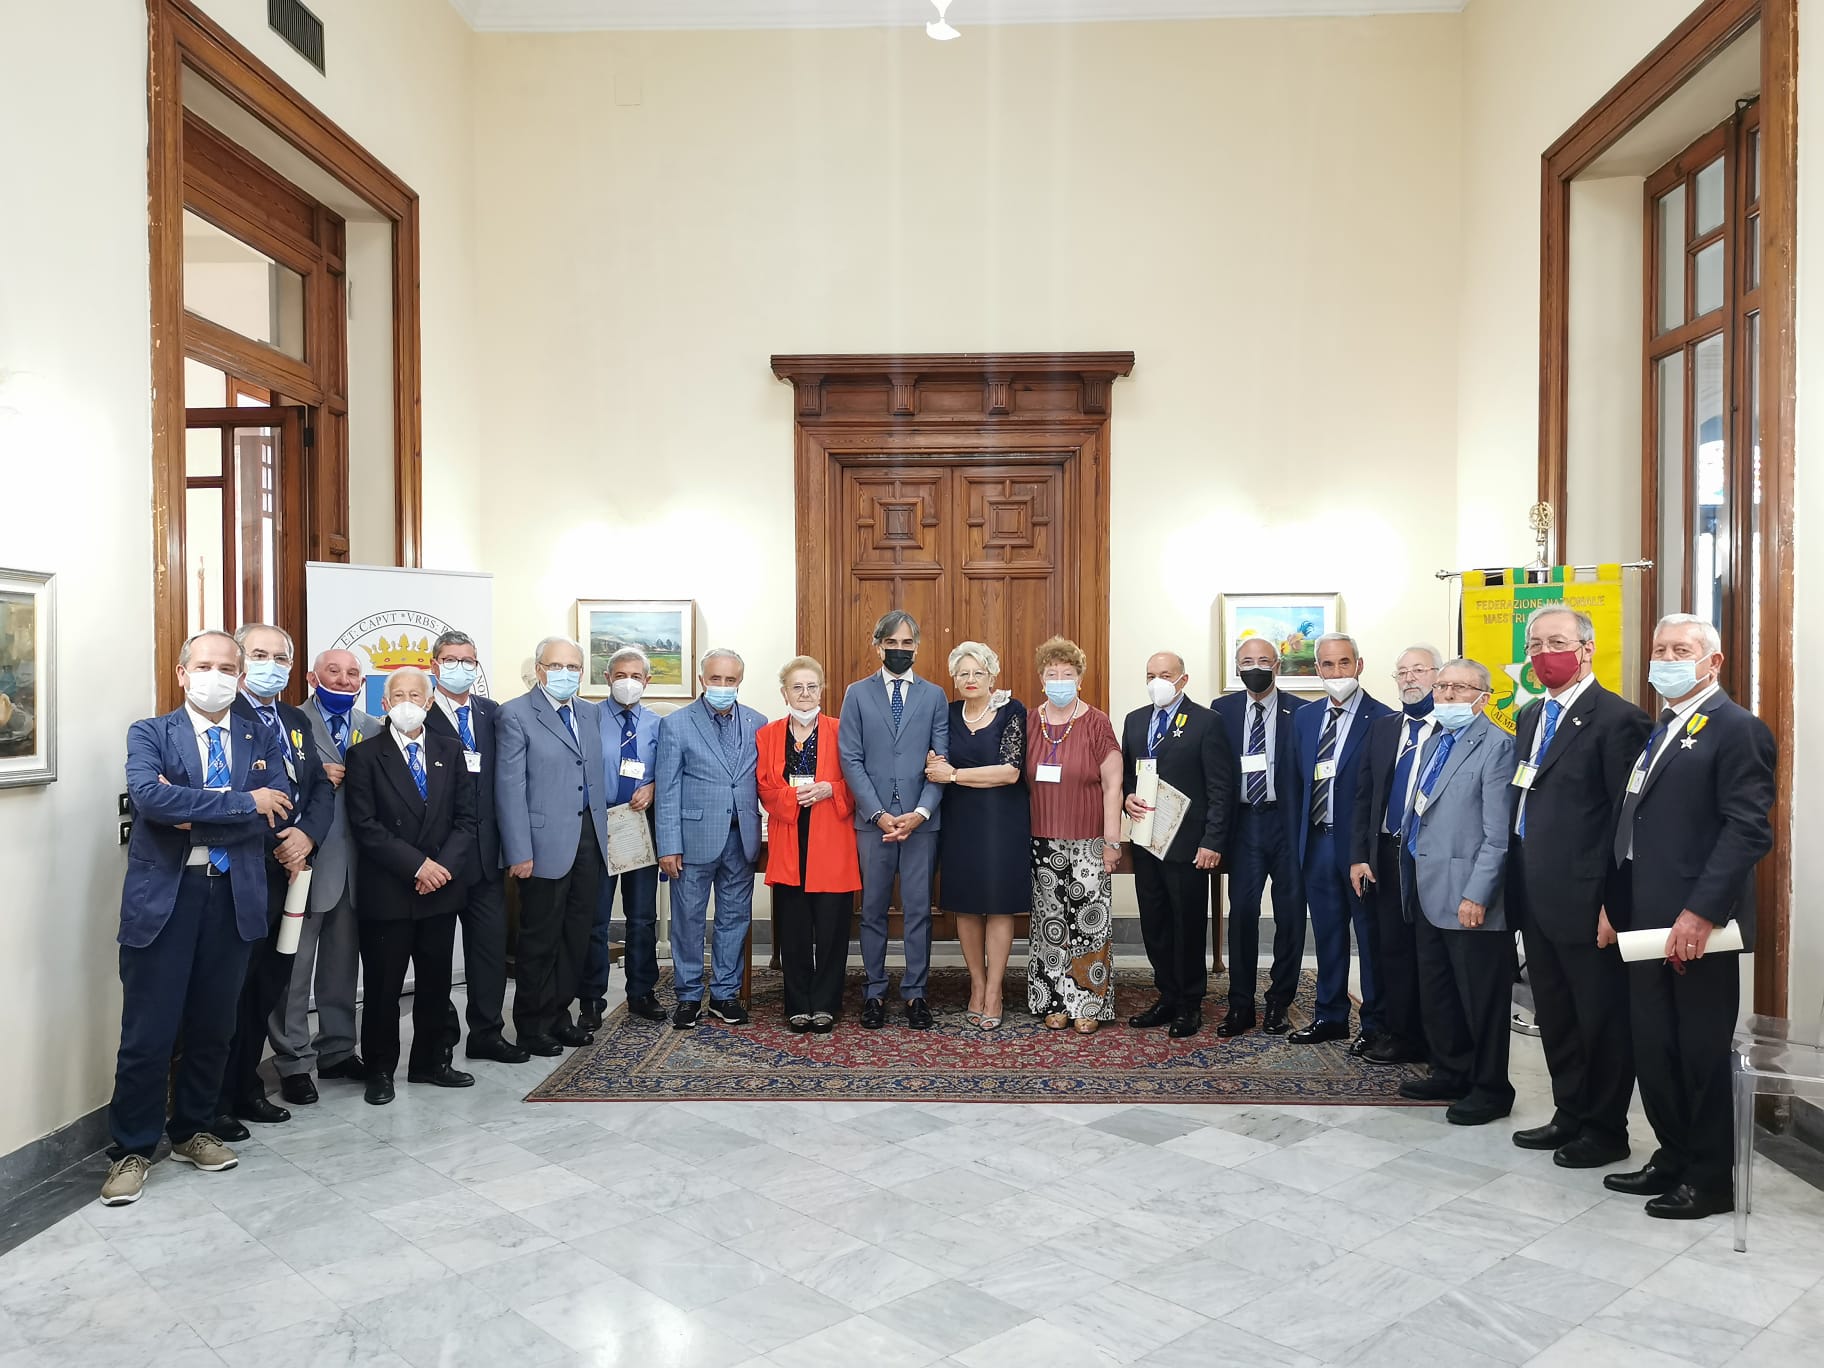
[1212,689,1309,854]
[345,726,478,921]
[1504,681,1649,944]
[1350,708,1426,868]
[424,692,501,881]
[231,696,335,902]
[1293,688,1393,872]
[1614,689,1776,949]
[1120,697,1234,862]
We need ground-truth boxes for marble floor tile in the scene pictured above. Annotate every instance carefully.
[468,1163,603,1213]
[773,1312,946,1368]
[687,1278,853,1354]
[214,1315,415,1368]
[1223,1285,1393,1360]
[167,1273,341,1350]
[889,1211,1032,1276]
[964,1244,1113,1314]
[520,1277,680,1351]
[953,1317,1124,1368]
[1580,1287,1761,1368]
[1397,1289,1571,1365]
[1285,1125,1416,1171]
[561,1316,753,1368]
[1468,1254,1628,1323]
[1139,1317,1325,1368]
[1369,1148,1508,1197]
[866,1280,1030,1358]
[1523,1324,1712,1368]
[1304,1251,1450,1318]
[1041,1280,1208,1363]
[1086,1109,1207,1147]
[1761,1282,1824,1339]
[1256,1191,1409,1251]
[1724,1327,1816,1367]
[1512,1223,1676,1287]
[1470,1171,1608,1224]
[1205,1109,1329,1148]
[1409,1197,1561,1256]
[517,1188,655,1242]
[1345,1322,1508,1368]
[1233,1147,1362,1196]
[1157,1125,1281,1169]
[1204,1219,1343,1278]
[1565,1196,1725,1254]
[1634,1252,1809,1329]
[793,1241,943,1312]
[666,1189,801,1243]
[888,1167,1021,1217]
[301,1243,452,1308]
[1123,1248,1281,1319]
[461,1245,619,1311]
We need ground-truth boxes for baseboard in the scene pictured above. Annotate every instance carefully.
[0,1105,108,1202]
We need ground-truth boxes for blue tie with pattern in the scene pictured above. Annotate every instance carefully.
[891,678,905,730]
[615,709,639,805]
[1387,717,1425,834]
[327,711,348,757]
[1150,708,1172,753]
[256,703,281,739]
[1406,731,1457,857]
[406,741,428,800]
[456,705,475,751]
[1517,700,1563,839]
[558,704,591,808]
[204,727,231,873]
[1244,702,1268,804]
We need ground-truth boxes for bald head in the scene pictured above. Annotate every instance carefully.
[310,648,363,695]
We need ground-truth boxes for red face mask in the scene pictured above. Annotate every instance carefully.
[1530,649,1583,691]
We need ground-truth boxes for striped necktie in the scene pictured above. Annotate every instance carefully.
[1244,702,1269,804]
[406,742,428,800]
[204,727,231,873]
[1312,706,1342,825]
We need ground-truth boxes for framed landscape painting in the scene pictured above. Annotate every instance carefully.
[1219,592,1342,692]
[0,568,56,788]
[575,599,695,700]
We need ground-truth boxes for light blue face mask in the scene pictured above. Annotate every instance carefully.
[1043,680,1079,708]
[437,661,478,695]
[1431,700,1480,731]
[244,660,290,699]
[542,667,582,702]
[1648,659,1708,699]
[704,685,739,711]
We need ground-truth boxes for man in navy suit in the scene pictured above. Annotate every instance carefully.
[582,646,666,1027]
[1210,637,1310,1036]
[1291,633,1392,1047]
[100,630,296,1207]
[838,610,950,1031]
[214,623,334,1137]
[425,628,528,1063]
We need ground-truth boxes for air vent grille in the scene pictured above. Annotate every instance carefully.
[268,0,325,75]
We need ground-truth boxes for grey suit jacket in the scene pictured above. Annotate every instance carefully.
[654,698,766,865]
[837,671,950,831]
[494,690,611,878]
[1401,714,1516,931]
[300,695,377,914]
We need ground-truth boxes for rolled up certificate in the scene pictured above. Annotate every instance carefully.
[275,869,312,955]
[1130,762,1160,850]
[1616,918,1744,963]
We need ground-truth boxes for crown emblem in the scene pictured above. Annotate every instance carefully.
[362,634,436,671]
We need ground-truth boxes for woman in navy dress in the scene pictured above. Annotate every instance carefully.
[926,641,1029,1030]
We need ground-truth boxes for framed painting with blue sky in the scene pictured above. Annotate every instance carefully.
[1219,592,1342,693]
[574,599,695,700]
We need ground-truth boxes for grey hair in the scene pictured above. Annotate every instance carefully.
[1440,657,1493,691]
[872,610,921,645]
[234,622,295,657]
[1524,604,1594,644]
[1655,612,1722,655]
[1399,643,1444,669]
[534,635,583,666]
[432,629,476,658]
[1314,632,1360,658]
[179,629,239,668]
[699,646,745,674]
[606,646,652,677]
[383,667,433,699]
[1233,636,1282,664]
[948,640,1000,678]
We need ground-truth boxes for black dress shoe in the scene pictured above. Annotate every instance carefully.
[553,1023,596,1047]
[318,1054,367,1081]
[709,998,751,1026]
[1604,1162,1682,1196]
[788,1014,814,1033]
[232,1096,291,1125]
[1128,1000,1176,1029]
[1261,1005,1292,1035]
[364,1073,395,1106]
[407,1063,476,1088]
[1513,1120,1581,1151]
[627,992,668,1022]
[1364,1037,1425,1066]
[672,1001,702,1031]
[904,998,934,1030]
[1288,1019,1350,1045]
[1398,1074,1470,1102]
[522,1034,564,1056]
[211,1115,252,1142]
[1554,1135,1631,1169]
[1169,1010,1204,1039]
[1645,1184,1733,1220]
[810,1013,836,1035]
[1215,1013,1254,1038]
[860,997,887,1029]
[1446,1099,1513,1127]
[466,1035,532,1064]
[278,1075,319,1106]
[578,1004,605,1032]
[1347,1031,1377,1057]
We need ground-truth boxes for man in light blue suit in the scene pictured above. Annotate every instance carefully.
[838,610,949,1031]
[496,635,609,1057]
[1396,658,1518,1127]
[656,648,766,1030]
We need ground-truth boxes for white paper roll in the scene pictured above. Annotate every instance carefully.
[1129,763,1160,850]
[276,868,312,955]
[1616,918,1744,963]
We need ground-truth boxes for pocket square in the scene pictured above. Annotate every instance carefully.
[253,759,267,771]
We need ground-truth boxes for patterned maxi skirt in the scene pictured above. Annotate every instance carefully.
[1026,836,1115,1021]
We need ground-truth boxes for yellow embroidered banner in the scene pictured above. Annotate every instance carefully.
[1459,565,1625,735]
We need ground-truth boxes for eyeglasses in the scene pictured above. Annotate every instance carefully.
[954,671,990,683]
[786,682,823,695]
[1393,667,1437,683]
[244,649,293,665]
[1433,683,1487,699]
[1524,638,1581,654]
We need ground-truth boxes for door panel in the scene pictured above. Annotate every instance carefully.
[841,468,952,692]
[952,466,1067,703]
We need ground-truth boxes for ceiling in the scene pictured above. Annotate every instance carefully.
[447,0,1466,33]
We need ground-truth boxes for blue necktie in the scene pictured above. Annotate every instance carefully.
[1406,731,1457,857]
[256,704,281,739]
[1150,708,1172,755]
[1244,702,1268,804]
[1387,717,1425,833]
[891,678,905,730]
[1312,706,1342,825]
[327,712,348,757]
[559,704,591,809]
[615,708,639,805]
[406,741,428,800]
[715,709,739,762]
[204,727,231,873]
[1640,708,1675,769]
[456,705,475,751]
[1517,700,1563,839]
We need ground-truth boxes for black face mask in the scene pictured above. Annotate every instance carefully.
[882,648,916,676]
[1238,667,1276,695]
[1403,693,1436,719]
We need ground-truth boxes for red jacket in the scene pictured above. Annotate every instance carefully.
[757,715,860,892]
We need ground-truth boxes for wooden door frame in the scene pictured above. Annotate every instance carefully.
[149,0,423,708]
[1537,0,1795,1016]
[772,353,1134,713]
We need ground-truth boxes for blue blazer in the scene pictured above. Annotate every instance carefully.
[1400,716,1516,931]
[494,691,610,878]
[120,707,295,948]
[425,693,503,878]
[837,673,950,830]
[655,698,766,865]
[1210,689,1309,853]
[230,695,335,869]
[1293,688,1393,871]
[597,699,661,805]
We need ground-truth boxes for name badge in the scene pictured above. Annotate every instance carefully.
[1313,760,1337,782]
[1036,764,1063,784]
[465,750,482,774]
[1414,792,1432,817]
[1627,765,1646,795]
[619,759,646,780]
[1241,753,1270,774]
[1137,758,1157,780]
[789,775,815,789]
[1511,762,1537,790]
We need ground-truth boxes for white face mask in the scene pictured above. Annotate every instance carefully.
[1322,676,1360,703]
[610,677,645,707]
[1146,677,1182,709]
[789,706,820,726]
[184,669,239,715]
[388,702,428,734]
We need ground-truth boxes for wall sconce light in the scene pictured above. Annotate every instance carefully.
[927,0,961,41]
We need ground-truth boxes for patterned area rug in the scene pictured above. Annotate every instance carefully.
[527,967,1436,1105]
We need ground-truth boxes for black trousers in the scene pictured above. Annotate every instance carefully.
[1629,951,1737,1192]
[359,912,457,1077]
[1414,916,1516,1110]
[775,884,853,1018]
[1223,805,1303,1016]
[1368,833,1424,1051]
[444,870,509,1050]
[218,898,295,1112]
[1133,849,1210,1011]
[514,820,602,1040]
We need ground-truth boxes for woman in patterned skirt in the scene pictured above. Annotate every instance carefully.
[1025,636,1124,1033]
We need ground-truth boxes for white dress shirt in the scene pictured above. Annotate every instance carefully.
[1384,713,1437,835]
[877,667,930,821]
[183,703,238,866]
[1514,673,1595,834]
[1239,690,1279,805]
[1314,685,1365,824]
[1623,680,1720,859]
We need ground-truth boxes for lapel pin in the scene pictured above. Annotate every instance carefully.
[1572,717,1584,727]
[434,761,444,768]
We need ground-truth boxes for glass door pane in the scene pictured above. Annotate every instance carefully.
[1657,186,1686,332]
[182,407,295,645]
[1656,353,1686,617]
[1692,333,1727,631]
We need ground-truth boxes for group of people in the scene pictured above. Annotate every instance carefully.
[101,604,1775,1227]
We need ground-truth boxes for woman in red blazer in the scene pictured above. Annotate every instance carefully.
[758,657,860,1032]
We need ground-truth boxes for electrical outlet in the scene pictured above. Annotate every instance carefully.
[118,819,133,846]
[118,791,130,816]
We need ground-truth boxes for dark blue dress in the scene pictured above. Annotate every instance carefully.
[937,699,1031,916]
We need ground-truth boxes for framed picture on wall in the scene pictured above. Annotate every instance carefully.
[0,568,56,788]
[574,599,696,700]
[1218,591,1342,693]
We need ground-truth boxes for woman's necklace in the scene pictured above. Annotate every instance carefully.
[962,698,994,729]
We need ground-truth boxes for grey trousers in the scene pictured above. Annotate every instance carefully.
[269,888,360,1075]
[858,824,935,1001]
